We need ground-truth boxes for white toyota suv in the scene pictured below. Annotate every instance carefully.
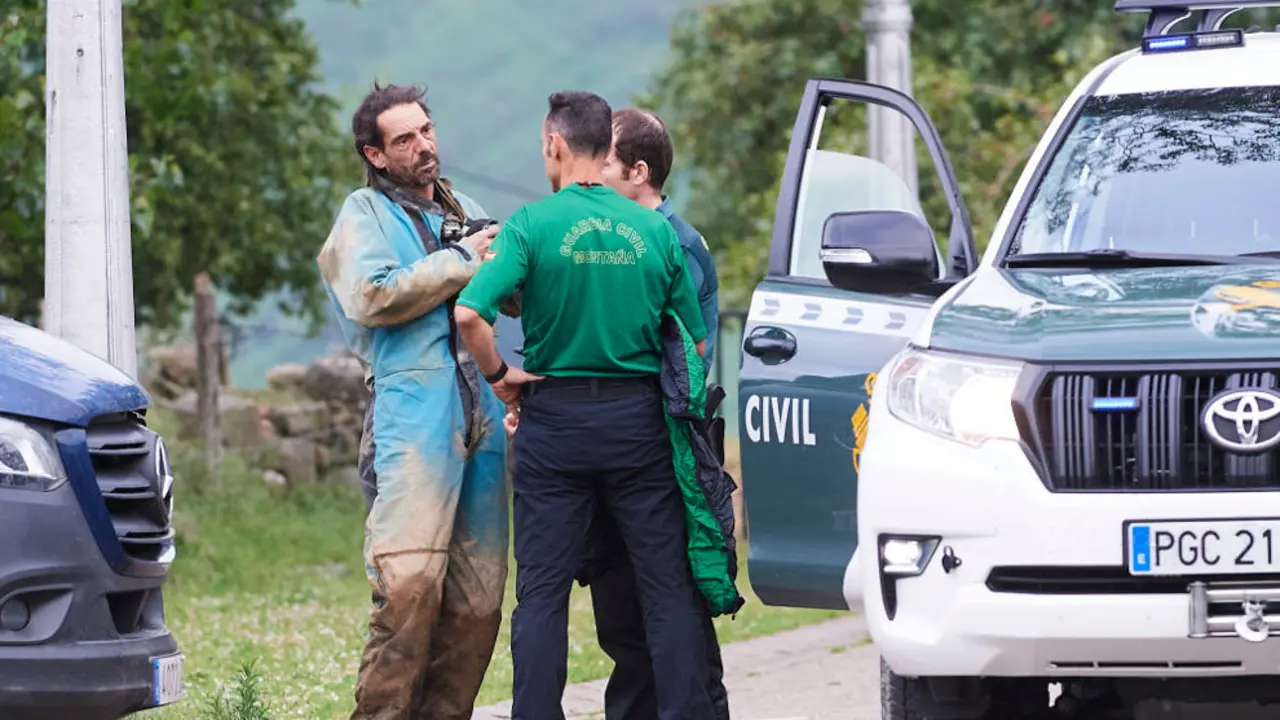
[735,1,1280,718]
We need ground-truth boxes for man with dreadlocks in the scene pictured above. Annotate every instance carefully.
[317,83,520,720]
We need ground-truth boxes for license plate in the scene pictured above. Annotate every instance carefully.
[1126,518,1280,576]
[152,654,185,707]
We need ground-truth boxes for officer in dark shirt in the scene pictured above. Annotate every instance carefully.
[455,90,714,720]
[605,109,719,367]
[595,107,728,720]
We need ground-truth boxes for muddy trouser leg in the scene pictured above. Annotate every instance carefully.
[412,387,509,720]
[592,512,730,720]
[511,381,713,720]
[351,371,480,720]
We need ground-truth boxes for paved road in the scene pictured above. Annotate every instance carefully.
[473,614,1280,719]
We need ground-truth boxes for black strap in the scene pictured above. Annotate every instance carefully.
[705,383,726,422]
[484,361,508,384]
[704,383,727,466]
[405,206,440,254]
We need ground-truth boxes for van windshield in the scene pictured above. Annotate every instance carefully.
[1008,86,1280,260]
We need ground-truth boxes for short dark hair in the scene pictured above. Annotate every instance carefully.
[612,108,673,191]
[546,91,613,158]
[351,83,430,184]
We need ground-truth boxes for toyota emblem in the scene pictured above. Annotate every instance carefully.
[1201,388,1280,454]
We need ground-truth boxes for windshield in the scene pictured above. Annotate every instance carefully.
[1008,86,1280,259]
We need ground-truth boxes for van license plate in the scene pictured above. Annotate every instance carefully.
[1126,519,1280,576]
[152,654,185,707]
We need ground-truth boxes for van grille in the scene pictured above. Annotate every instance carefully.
[1027,368,1280,491]
[85,414,174,563]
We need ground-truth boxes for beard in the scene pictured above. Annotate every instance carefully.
[388,150,440,189]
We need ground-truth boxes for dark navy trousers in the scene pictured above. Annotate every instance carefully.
[588,510,730,720]
[510,377,714,720]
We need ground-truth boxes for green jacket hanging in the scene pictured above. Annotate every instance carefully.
[659,310,746,617]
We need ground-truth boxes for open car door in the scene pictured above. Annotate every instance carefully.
[739,78,976,609]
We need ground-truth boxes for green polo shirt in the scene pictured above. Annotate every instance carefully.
[457,184,706,377]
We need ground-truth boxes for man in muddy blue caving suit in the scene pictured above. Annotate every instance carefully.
[316,82,514,720]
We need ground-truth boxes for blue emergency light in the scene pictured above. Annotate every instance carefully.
[1092,397,1141,412]
[1141,28,1246,52]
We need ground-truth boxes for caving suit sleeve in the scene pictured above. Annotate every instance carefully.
[318,191,481,328]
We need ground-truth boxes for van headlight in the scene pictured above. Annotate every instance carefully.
[884,347,1024,447]
[0,417,68,491]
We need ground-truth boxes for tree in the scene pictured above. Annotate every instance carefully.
[639,0,1155,306]
[0,0,356,330]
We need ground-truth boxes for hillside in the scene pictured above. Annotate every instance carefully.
[225,0,701,386]
[297,0,697,218]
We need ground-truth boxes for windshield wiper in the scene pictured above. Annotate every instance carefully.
[1004,249,1280,268]
[1238,250,1280,260]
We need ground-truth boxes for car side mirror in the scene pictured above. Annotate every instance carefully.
[820,210,940,294]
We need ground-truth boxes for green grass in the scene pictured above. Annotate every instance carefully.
[138,410,843,719]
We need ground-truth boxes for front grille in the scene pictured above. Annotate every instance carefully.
[85,414,174,563]
[1026,368,1280,491]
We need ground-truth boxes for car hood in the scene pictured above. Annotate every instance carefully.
[927,265,1280,362]
[0,316,149,426]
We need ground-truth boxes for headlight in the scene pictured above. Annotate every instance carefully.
[884,347,1024,447]
[0,417,68,491]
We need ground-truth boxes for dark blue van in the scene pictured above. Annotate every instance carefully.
[0,315,180,718]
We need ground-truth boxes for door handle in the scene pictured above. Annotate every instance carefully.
[744,326,797,361]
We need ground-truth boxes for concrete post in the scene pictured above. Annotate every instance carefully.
[862,0,918,195]
[44,0,138,378]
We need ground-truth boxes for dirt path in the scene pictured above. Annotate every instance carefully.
[472,615,879,720]
[472,613,1280,719]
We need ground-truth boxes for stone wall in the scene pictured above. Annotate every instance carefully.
[143,345,368,488]
[142,346,746,546]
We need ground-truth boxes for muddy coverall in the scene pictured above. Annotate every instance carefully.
[317,184,508,720]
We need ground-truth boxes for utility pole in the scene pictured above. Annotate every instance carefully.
[44,0,138,379]
[862,0,918,195]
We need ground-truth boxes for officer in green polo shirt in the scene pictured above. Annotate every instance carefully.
[455,90,713,720]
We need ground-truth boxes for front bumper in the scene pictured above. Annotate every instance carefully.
[855,402,1280,679]
[0,630,179,719]
[0,480,178,718]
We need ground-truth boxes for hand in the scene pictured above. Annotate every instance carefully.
[491,367,543,407]
[461,224,499,259]
[502,405,520,436]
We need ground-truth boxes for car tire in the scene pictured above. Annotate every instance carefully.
[880,659,1054,720]
[880,657,927,720]
[881,658,994,720]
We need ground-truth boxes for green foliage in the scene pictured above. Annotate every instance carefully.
[199,660,272,720]
[0,8,47,321]
[0,0,356,329]
[640,0,1153,304]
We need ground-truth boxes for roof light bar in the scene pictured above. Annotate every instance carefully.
[1117,0,1280,11]
[1115,1,1280,38]
[1141,28,1245,52]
